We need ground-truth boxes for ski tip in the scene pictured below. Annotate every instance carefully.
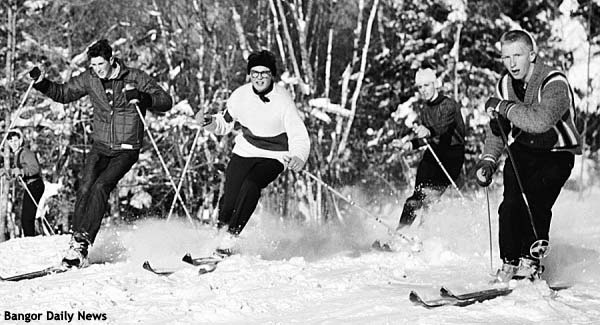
[182,253,193,264]
[408,291,422,303]
[439,286,453,298]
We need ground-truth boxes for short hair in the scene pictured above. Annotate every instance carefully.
[88,39,113,61]
[500,30,537,53]
[7,129,22,140]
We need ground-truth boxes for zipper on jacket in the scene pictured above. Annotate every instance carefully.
[110,81,116,150]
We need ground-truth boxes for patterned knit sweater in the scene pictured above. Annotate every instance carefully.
[482,63,581,163]
[206,83,311,164]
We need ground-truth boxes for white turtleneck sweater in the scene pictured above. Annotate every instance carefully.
[206,83,310,164]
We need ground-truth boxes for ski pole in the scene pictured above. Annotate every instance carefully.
[166,127,202,221]
[422,139,465,200]
[302,170,414,242]
[0,79,36,149]
[131,101,194,225]
[485,187,493,273]
[495,116,549,258]
[17,175,55,236]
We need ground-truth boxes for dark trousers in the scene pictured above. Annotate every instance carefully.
[218,154,284,235]
[399,145,464,226]
[73,147,139,243]
[499,143,574,263]
[21,178,45,236]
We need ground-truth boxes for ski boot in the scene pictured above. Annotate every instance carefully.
[492,262,519,284]
[214,233,239,258]
[62,233,90,268]
[514,257,543,281]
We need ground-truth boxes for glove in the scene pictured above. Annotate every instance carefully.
[195,111,213,127]
[29,67,41,80]
[283,155,305,172]
[490,115,511,137]
[124,87,141,103]
[11,168,23,177]
[474,159,495,187]
[485,97,516,118]
[124,85,152,108]
[414,125,431,138]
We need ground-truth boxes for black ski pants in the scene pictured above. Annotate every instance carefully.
[499,143,574,263]
[398,145,464,226]
[73,146,139,243]
[218,154,284,235]
[21,178,45,236]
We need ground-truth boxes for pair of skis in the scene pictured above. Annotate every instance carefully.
[142,253,226,276]
[410,286,513,308]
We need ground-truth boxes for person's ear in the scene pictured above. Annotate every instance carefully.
[528,51,537,63]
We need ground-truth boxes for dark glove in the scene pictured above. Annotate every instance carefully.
[124,88,141,103]
[485,97,515,118]
[29,67,41,80]
[124,86,152,108]
[474,159,495,187]
[490,115,511,137]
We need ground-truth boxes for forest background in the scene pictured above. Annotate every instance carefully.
[0,0,598,240]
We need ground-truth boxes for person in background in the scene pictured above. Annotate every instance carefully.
[2,128,45,237]
[395,67,465,229]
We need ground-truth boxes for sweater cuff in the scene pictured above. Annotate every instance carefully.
[480,154,497,164]
[33,78,51,93]
[140,92,153,109]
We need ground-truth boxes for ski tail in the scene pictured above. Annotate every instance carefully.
[440,286,512,300]
[142,261,177,276]
[0,265,70,282]
[181,253,223,266]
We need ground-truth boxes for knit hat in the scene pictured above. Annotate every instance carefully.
[247,50,277,76]
[415,68,437,86]
[7,128,23,140]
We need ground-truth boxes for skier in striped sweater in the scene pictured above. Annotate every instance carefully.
[474,30,581,282]
[198,50,311,254]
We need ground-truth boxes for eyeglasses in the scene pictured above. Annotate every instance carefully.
[250,70,272,79]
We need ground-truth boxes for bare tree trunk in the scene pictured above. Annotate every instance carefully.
[337,0,380,156]
[152,0,177,98]
[453,23,462,101]
[328,0,364,162]
[231,6,252,60]
[1,0,18,241]
[268,0,288,69]
[324,26,333,97]
[288,0,314,88]
[274,0,303,82]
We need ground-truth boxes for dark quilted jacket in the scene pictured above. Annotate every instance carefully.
[34,60,172,153]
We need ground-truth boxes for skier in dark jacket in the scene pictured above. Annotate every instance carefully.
[395,67,465,228]
[2,129,45,237]
[475,30,580,282]
[29,39,172,267]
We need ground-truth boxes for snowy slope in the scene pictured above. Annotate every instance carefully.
[1,187,600,324]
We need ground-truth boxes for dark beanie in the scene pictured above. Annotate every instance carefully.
[247,50,277,76]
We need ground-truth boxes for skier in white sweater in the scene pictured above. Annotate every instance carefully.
[198,50,310,254]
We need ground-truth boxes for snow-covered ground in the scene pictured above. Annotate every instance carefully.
[1,186,600,324]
